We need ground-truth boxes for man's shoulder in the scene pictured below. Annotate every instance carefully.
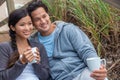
[53,20,69,26]
[54,20,76,29]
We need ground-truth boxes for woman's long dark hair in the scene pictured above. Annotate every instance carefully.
[7,8,29,68]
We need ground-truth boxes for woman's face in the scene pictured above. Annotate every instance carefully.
[11,15,33,39]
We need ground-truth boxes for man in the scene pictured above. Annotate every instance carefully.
[27,1,107,80]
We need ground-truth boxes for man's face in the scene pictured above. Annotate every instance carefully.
[31,7,52,36]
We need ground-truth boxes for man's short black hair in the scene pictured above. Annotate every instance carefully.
[27,1,48,17]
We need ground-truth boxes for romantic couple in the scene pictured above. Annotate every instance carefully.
[0,1,107,80]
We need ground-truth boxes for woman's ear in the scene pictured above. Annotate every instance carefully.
[10,25,15,31]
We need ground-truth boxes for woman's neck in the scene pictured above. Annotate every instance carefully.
[16,38,30,54]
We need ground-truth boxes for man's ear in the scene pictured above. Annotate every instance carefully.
[10,25,15,31]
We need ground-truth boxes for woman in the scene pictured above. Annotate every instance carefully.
[0,8,50,80]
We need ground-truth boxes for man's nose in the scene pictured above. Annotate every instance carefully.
[41,18,45,23]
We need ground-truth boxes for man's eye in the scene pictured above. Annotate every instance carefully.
[34,18,39,22]
[43,15,46,18]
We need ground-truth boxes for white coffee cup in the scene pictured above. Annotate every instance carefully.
[31,47,37,63]
[86,57,106,71]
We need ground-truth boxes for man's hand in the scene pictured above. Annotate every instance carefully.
[90,65,107,80]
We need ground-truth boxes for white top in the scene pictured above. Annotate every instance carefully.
[16,63,39,80]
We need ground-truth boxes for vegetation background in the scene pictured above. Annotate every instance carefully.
[42,0,120,79]
[0,0,119,79]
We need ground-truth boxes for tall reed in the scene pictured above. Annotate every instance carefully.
[42,0,120,79]
[43,0,119,56]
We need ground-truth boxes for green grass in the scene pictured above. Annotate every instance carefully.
[42,0,120,79]
[42,0,120,56]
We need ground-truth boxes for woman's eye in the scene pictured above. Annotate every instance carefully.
[28,22,32,25]
[20,24,25,26]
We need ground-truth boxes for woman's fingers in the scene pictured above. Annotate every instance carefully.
[20,47,41,64]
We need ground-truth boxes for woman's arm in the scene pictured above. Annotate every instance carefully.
[0,42,27,80]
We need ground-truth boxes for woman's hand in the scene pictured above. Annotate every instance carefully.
[19,47,40,64]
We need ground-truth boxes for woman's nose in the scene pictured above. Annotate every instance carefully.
[25,25,30,30]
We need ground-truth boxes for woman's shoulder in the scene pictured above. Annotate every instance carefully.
[0,41,13,56]
[0,41,11,47]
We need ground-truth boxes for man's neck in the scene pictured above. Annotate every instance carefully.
[40,23,56,36]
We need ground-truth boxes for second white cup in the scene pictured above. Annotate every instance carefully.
[86,57,106,71]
